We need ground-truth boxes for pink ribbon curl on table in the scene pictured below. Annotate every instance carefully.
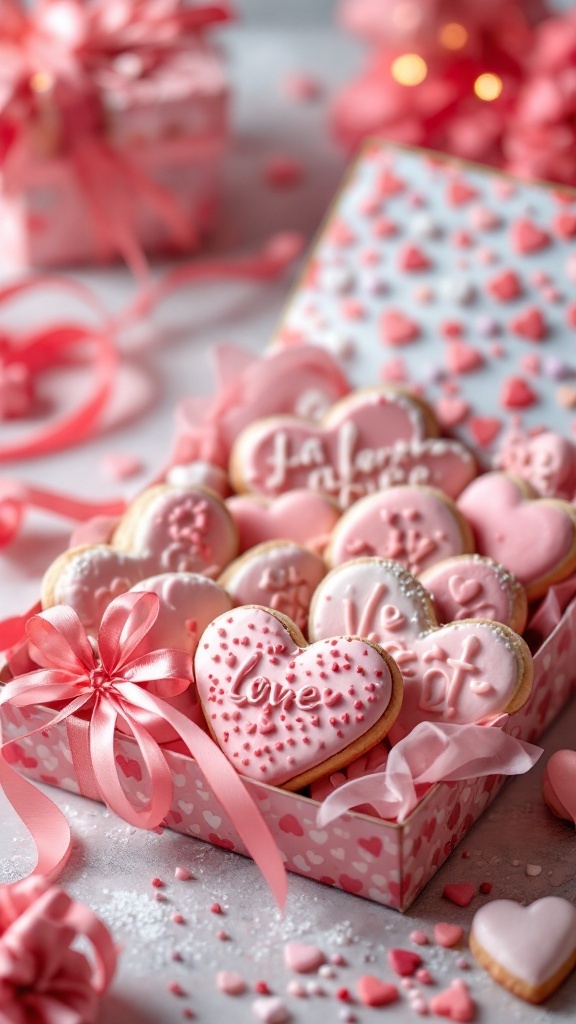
[316,720,542,826]
[0,875,117,1024]
[0,590,287,909]
[0,0,234,276]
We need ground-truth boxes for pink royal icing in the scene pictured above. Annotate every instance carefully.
[472,897,576,988]
[328,486,471,574]
[232,388,475,509]
[421,555,525,629]
[194,606,395,787]
[226,490,341,554]
[220,543,326,633]
[310,559,525,737]
[457,473,576,594]
[49,486,238,631]
[495,429,576,500]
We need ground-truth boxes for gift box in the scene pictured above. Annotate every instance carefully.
[0,591,574,911]
[0,3,231,270]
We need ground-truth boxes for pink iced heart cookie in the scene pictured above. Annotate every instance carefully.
[230,387,476,509]
[226,490,341,554]
[495,428,576,500]
[41,485,238,631]
[309,558,533,738]
[542,750,576,825]
[420,555,528,633]
[123,572,233,743]
[218,542,327,633]
[327,486,474,575]
[470,897,576,1003]
[457,473,576,600]
[194,605,403,789]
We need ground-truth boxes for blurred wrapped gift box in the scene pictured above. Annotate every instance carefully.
[0,0,232,271]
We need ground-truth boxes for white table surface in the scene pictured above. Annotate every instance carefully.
[1,8,576,1023]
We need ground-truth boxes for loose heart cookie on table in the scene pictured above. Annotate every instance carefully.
[326,485,474,576]
[457,472,576,600]
[41,485,238,631]
[229,386,476,509]
[420,555,528,633]
[226,490,341,554]
[470,897,576,1003]
[218,541,326,634]
[194,605,403,790]
[309,558,533,740]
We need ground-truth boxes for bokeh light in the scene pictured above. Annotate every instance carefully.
[474,73,503,101]
[439,22,468,50]
[391,53,428,87]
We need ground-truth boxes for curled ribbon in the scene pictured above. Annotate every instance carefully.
[316,720,543,826]
[0,591,287,908]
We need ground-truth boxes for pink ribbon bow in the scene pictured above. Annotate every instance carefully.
[0,591,287,908]
[0,875,116,1024]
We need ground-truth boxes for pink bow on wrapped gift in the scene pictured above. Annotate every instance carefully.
[0,876,116,1024]
[317,720,542,825]
[0,0,233,275]
[0,591,287,908]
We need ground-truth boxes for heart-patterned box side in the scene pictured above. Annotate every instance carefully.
[1,597,575,912]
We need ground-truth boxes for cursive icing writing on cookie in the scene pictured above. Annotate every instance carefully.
[194,605,403,790]
[327,485,474,576]
[230,387,476,509]
[309,558,533,738]
[41,485,238,631]
[420,555,528,633]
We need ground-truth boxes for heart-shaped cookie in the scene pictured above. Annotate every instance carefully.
[230,387,476,509]
[194,605,403,790]
[226,490,341,554]
[327,485,474,576]
[457,473,576,600]
[124,572,233,743]
[218,542,326,634]
[495,428,576,500]
[420,555,528,633]
[470,897,576,1003]
[41,485,238,631]
[309,558,533,738]
[542,749,576,825]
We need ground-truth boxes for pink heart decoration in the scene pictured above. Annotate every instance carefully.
[421,555,527,632]
[542,749,576,825]
[194,605,401,788]
[471,897,576,1001]
[226,490,340,553]
[458,472,576,600]
[429,979,475,1021]
[380,309,421,346]
[447,575,482,605]
[309,558,532,737]
[42,486,238,630]
[511,218,551,255]
[231,388,475,508]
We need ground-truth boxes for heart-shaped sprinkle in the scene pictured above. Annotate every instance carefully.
[435,397,470,429]
[429,979,475,1021]
[252,996,290,1024]
[381,309,421,346]
[542,749,576,825]
[194,605,402,789]
[486,269,522,302]
[509,307,547,342]
[458,472,576,599]
[434,923,464,948]
[309,558,532,737]
[511,218,551,255]
[470,897,576,1003]
[500,376,538,409]
[217,971,246,995]
[398,244,431,272]
[554,213,576,240]
[327,487,474,576]
[284,942,326,973]
[446,180,478,206]
[467,416,502,448]
[446,341,484,375]
[388,949,422,976]
[443,882,475,907]
[357,975,399,1007]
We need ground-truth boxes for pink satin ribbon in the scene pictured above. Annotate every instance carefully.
[0,591,287,909]
[316,720,543,826]
[0,876,117,1022]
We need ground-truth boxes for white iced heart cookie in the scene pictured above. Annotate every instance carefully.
[194,605,403,790]
[230,386,476,509]
[218,541,327,634]
[309,558,533,738]
[41,485,238,631]
[470,897,576,1004]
